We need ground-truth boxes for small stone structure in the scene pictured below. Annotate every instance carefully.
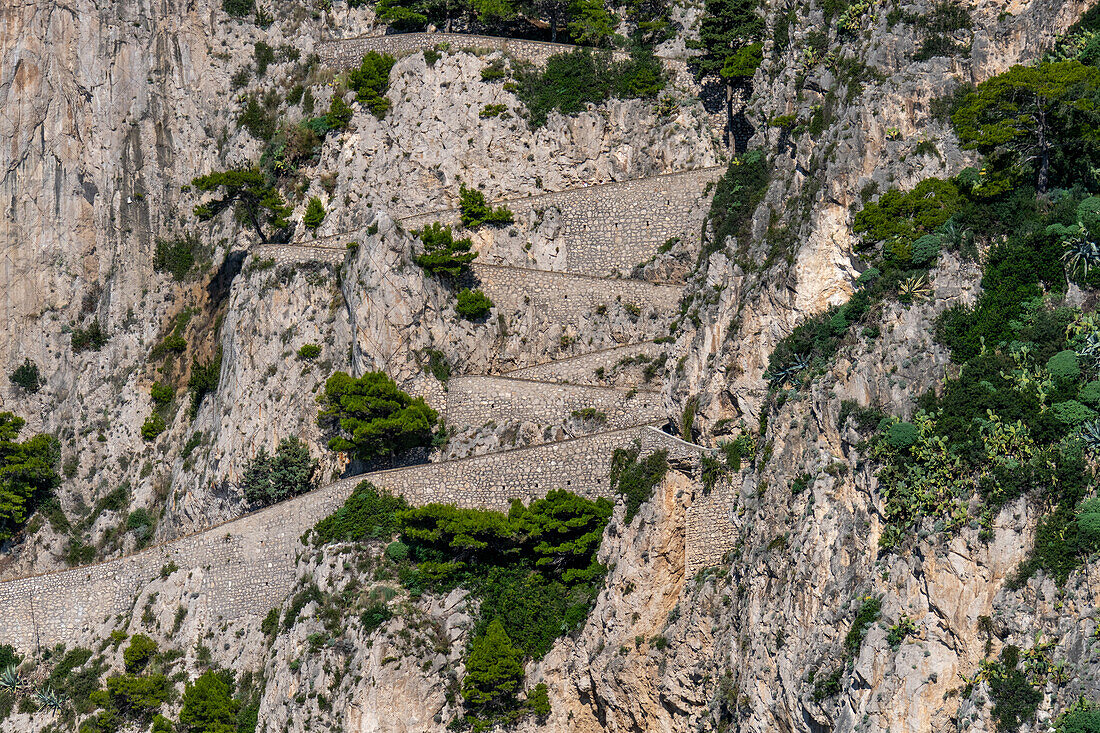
[0,427,699,649]
[445,375,661,430]
[504,342,665,386]
[684,478,741,576]
[400,167,724,276]
[251,242,347,267]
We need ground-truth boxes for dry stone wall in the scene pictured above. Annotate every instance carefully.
[445,375,661,430]
[318,32,599,69]
[401,168,723,277]
[0,427,700,649]
[504,342,665,386]
[684,477,741,576]
[251,243,347,267]
[473,264,681,327]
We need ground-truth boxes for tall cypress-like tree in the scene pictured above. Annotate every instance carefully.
[461,619,526,711]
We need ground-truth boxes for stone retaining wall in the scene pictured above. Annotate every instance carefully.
[401,167,723,277]
[0,427,700,649]
[251,243,347,267]
[504,342,665,386]
[473,264,681,327]
[684,477,740,576]
[445,375,662,430]
[318,32,646,70]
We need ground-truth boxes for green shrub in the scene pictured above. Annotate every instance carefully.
[0,413,61,541]
[1078,511,1100,549]
[123,635,158,674]
[424,47,442,66]
[459,185,513,228]
[297,344,321,360]
[886,616,917,648]
[414,223,476,278]
[687,0,763,80]
[152,714,173,733]
[854,178,961,251]
[188,348,223,419]
[9,359,41,394]
[885,421,919,451]
[313,481,409,543]
[105,673,170,717]
[141,412,166,441]
[360,602,392,634]
[303,196,326,231]
[609,444,668,523]
[986,645,1043,732]
[253,41,275,76]
[241,436,317,507]
[150,382,174,406]
[222,0,254,16]
[1052,400,1097,425]
[325,95,354,131]
[71,321,108,353]
[515,47,665,128]
[1057,704,1100,733]
[843,596,881,659]
[526,682,551,718]
[812,668,843,701]
[1048,350,1082,382]
[237,92,278,141]
[319,371,438,460]
[346,51,397,118]
[705,149,770,257]
[455,288,493,320]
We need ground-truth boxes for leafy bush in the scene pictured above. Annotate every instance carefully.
[455,288,493,320]
[1057,703,1100,733]
[1048,350,1082,382]
[346,52,397,118]
[153,232,204,281]
[414,223,476,278]
[222,0,254,16]
[312,481,409,542]
[140,413,167,441]
[71,321,108,353]
[104,673,170,718]
[459,185,513,228]
[150,382,174,407]
[0,412,61,541]
[303,196,326,231]
[609,443,669,523]
[9,360,41,394]
[297,344,321,360]
[885,421,918,451]
[253,41,274,76]
[854,178,961,251]
[237,92,279,141]
[318,371,438,460]
[515,48,665,128]
[123,635,158,674]
[360,601,392,633]
[241,436,317,507]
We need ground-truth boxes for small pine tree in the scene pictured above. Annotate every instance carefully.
[461,619,526,711]
[9,359,41,394]
[455,288,493,320]
[414,223,477,278]
[303,197,326,231]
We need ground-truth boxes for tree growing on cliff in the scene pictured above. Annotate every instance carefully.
[318,371,439,461]
[241,437,317,506]
[952,61,1100,193]
[191,168,292,242]
[687,0,763,81]
[0,413,60,541]
[179,670,239,733]
[461,619,526,711]
[414,223,477,278]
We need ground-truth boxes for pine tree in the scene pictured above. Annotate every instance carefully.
[461,619,526,711]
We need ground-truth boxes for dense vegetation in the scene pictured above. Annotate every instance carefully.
[0,413,61,541]
[514,48,665,127]
[318,371,439,461]
[704,148,771,260]
[312,482,613,728]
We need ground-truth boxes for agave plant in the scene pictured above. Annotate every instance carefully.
[1079,419,1100,453]
[0,664,25,694]
[33,686,67,714]
[1062,232,1100,275]
[769,355,811,387]
[898,275,932,302]
[1077,331,1100,368]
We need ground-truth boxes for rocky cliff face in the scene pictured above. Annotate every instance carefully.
[2,0,1098,731]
